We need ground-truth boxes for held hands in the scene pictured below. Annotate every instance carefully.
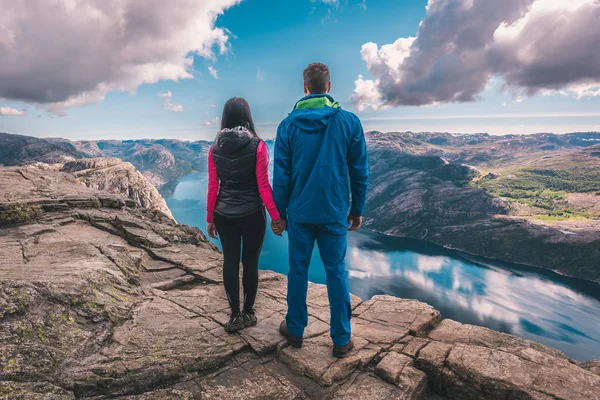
[348,215,362,231]
[271,219,287,236]
[207,222,218,239]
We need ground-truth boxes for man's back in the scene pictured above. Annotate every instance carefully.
[275,63,369,357]
[273,94,368,224]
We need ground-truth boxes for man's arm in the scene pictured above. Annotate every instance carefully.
[273,121,292,221]
[348,117,369,219]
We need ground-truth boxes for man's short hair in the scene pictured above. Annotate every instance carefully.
[303,62,330,94]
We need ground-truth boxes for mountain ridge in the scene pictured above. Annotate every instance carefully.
[2,131,600,282]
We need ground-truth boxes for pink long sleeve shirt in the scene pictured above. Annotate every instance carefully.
[206,141,281,223]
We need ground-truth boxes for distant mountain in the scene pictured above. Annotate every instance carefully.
[94,139,211,186]
[364,131,600,282]
[0,132,85,165]
[0,133,211,187]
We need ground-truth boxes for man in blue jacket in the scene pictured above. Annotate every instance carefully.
[273,62,369,358]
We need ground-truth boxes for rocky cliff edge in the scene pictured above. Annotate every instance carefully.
[0,166,599,400]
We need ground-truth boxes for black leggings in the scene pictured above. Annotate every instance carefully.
[214,209,266,314]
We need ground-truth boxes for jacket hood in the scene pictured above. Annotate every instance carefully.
[214,126,255,154]
[288,94,341,133]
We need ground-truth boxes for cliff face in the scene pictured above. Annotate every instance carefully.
[60,158,174,220]
[1,166,599,399]
[364,137,600,283]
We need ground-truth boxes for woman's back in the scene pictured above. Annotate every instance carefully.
[211,126,263,218]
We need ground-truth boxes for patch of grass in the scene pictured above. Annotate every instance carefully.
[476,168,598,219]
[0,203,41,226]
[535,214,587,221]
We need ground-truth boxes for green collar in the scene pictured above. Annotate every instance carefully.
[294,96,340,110]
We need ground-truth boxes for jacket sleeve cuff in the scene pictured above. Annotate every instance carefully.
[350,206,364,217]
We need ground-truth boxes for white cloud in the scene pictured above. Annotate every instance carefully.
[208,66,219,80]
[353,75,385,112]
[0,0,241,114]
[347,247,393,279]
[417,255,446,273]
[203,116,220,127]
[158,91,184,113]
[354,0,600,110]
[0,106,26,116]
[257,67,265,81]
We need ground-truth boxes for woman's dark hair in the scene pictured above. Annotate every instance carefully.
[220,97,257,134]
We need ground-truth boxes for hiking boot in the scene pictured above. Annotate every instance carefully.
[224,313,244,333]
[279,320,303,348]
[333,339,354,358]
[242,309,257,327]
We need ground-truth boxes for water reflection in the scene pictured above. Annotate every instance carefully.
[161,172,600,361]
[346,233,600,361]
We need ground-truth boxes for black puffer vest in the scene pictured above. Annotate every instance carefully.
[212,126,263,218]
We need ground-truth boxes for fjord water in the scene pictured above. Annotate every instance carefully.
[162,172,600,361]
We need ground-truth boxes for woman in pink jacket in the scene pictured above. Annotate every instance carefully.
[206,98,284,333]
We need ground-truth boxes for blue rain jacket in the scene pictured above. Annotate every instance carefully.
[273,94,369,224]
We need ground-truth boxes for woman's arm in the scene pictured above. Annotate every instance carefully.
[256,141,281,221]
[206,146,219,223]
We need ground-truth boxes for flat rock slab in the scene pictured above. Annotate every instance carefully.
[0,166,109,205]
[352,296,440,347]
[70,297,246,397]
[0,381,75,400]
[197,362,304,400]
[149,274,196,291]
[401,336,431,358]
[141,268,188,286]
[375,352,427,399]
[149,245,223,283]
[122,226,170,248]
[118,354,334,400]
[581,360,600,376]
[428,319,567,361]
[417,340,600,400]
[117,389,194,400]
[332,372,419,400]
[278,334,380,386]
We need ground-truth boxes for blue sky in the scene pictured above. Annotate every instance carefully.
[1,0,599,140]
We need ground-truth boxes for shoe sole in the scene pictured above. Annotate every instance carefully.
[224,323,245,333]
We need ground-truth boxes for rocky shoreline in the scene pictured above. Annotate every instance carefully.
[1,164,599,399]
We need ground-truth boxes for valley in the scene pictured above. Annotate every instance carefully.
[2,130,600,282]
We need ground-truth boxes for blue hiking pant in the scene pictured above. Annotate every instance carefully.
[285,219,352,347]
